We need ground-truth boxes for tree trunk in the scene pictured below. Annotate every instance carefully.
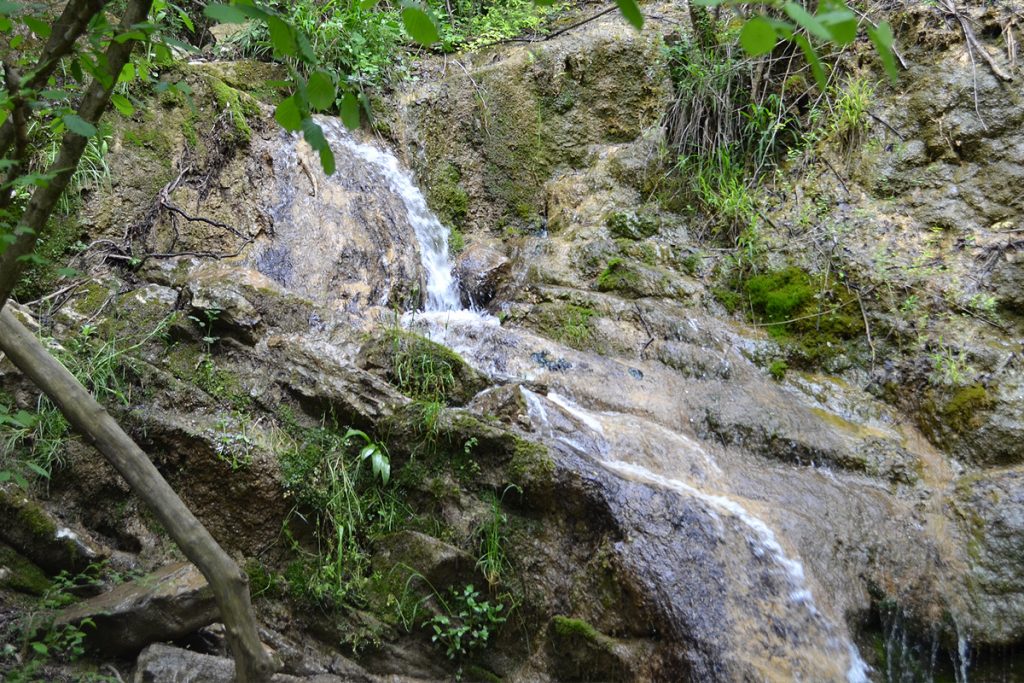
[0,306,275,682]
[0,0,153,308]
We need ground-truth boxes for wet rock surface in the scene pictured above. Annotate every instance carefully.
[56,563,217,657]
[5,2,1024,681]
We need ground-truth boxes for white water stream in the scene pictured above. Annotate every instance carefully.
[309,118,874,681]
[318,119,462,312]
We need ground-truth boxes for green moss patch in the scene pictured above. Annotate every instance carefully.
[426,162,470,229]
[606,211,659,240]
[718,266,865,365]
[208,76,261,145]
[597,258,641,295]
[942,384,994,433]
[0,543,50,595]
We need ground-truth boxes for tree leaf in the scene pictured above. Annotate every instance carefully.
[111,93,135,116]
[301,117,335,175]
[203,3,248,24]
[23,15,51,37]
[817,9,858,46]
[340,92,360,130]
[274,95,302,132]
[793,34,826,89]
[613,0,643,30]
[307,71,336,111]
[402,5,439,46]
[868,21,898,82]
[784,2,831,42]
[63,114,97,137]
[266,16,298,57]
[739,17,777,56]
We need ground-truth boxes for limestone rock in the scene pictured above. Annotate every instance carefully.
[371,531,476,591]
[955,468,1024,645]
[56,562,217,657]
[454,242,510,308]
[133,643,379,682]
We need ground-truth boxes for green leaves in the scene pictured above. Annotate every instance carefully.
[613,0,643,30]
[868,20,898,82]
[306,71,336,111]
[730,0,896,88]
[739,17,776,56]
[401,5,439,46]
[301,118,335,176]
[274,96,302,132]
[62,114,97,137]
[110,93,135,116]
[359,443,391,485]
[340,92,361,131]
[203,3,248,24]
[783,2,831,42]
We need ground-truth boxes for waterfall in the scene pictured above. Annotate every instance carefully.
[317,119,462,312]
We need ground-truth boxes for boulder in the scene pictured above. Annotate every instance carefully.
[0,486,108,575]
[56,562,217,656]
[132,643,379,683]
[454,242,510,308]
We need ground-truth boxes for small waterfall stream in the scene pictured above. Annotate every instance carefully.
[260,115,971,681]
[316,119,462,312]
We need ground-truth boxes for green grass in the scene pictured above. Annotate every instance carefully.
[0,315,174,487]
[276,416,403,608]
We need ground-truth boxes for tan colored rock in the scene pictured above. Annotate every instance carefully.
[56,562,216,657]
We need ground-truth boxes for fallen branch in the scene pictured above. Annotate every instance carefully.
[941,0,1014,81]
[0,305,274,682]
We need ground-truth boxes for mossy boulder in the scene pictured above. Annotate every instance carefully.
[358,329,488,406]
[606,211,660,240]
[547,616,638,681]
[0,486,107,575]
[725,266,865,365]
[395,15,670,234]
[596,257,700,301]
[0,542,50,596]
[920,379,1024,467]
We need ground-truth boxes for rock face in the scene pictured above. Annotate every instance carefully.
[56,563,217,657]
[393,15,670,235]
[8,2,1024,681]
[244,118,426,311]
[955,468,1024,645]
[0,486,108,575]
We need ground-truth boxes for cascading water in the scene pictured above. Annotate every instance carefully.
[316,119,462,312]
[266,114,884,680]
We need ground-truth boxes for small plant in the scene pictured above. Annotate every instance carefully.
[189,308,222,350]
[206,413,256,471]
[554,305,596,349]
[827,77,874,150]
[768,360,788,381]
[277,418,393,606]
[424,584,507,664]
[930,343,973,386]
[475,485,520,587]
